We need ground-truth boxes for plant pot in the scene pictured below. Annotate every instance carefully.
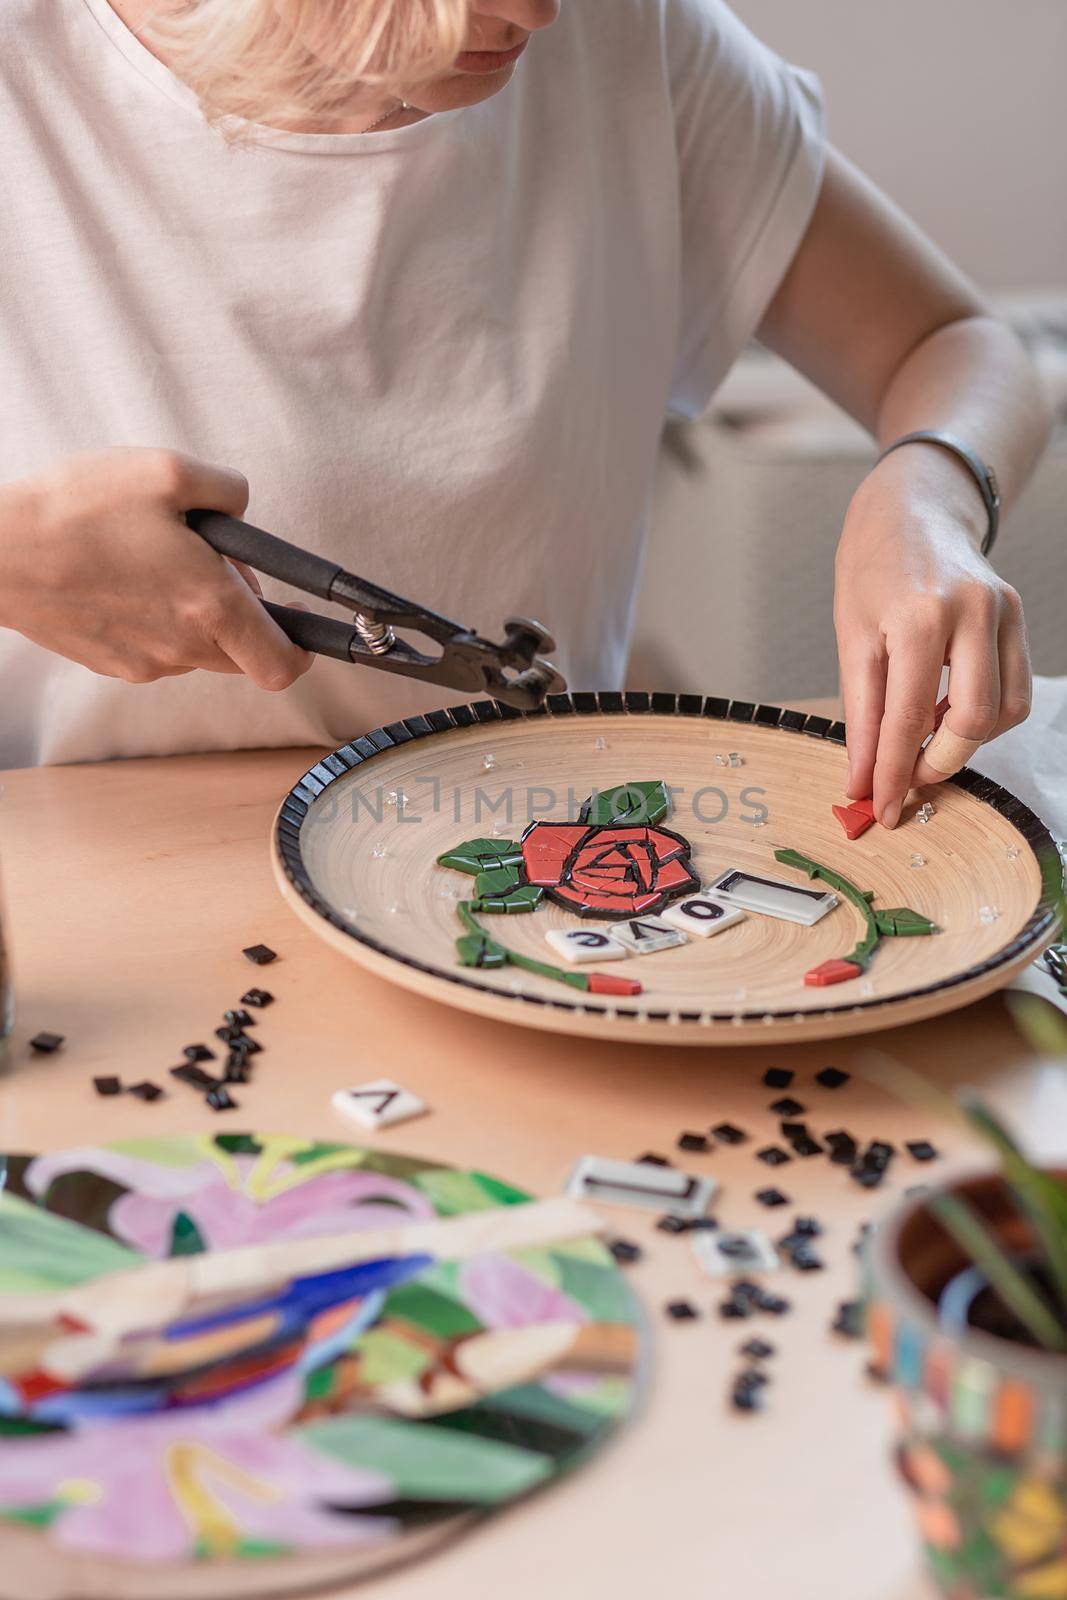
[867,1168,1067,1600]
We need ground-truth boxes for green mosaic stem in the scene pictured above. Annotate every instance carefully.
[456,901,590,993]
[774,848,880,971]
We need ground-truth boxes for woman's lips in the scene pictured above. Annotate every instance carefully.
[454,38,528,75]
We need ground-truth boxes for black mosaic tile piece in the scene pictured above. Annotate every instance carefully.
[815,1067,850,1089]
[711,1122,747,1146]
[762,1068,794,1089]
[666,1300,700,1321]
[240,989,274,1008]
[608,1238,641,1265]
[755,1188,789,1208]
[29,1032,64,1053]
[127,1080,164,1102]
[183,1044,216,1063]
[906,1139,939,1162]
[242,944,277,966]
[757,1146,792,1167]
[93,1075,122,1097]
[770,1097,805,1117]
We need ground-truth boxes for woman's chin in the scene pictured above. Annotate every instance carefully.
[412,63,519,113]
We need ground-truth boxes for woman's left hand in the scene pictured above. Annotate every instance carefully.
[833,443,1032,827]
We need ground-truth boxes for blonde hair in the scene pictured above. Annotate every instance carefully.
[147,0,470,128]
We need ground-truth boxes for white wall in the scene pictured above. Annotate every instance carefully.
[738,0,1067,290]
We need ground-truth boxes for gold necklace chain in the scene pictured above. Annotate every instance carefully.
[360,100,411,135]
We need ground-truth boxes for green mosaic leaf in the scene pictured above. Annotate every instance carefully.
[385,1281,484,1339]
[473,863,524,900]
[473,884,544,915]
[582,781,670,826]
[352,1327,431,1386]
[555,1255,640,1325]
[456,932,508,969]
[415,1168,512,1215]
[0,1193,143,1293]
[298,1415,553,1504]
[168,1211,206,1257]
[437,839,522,874]
[874,907,939,937]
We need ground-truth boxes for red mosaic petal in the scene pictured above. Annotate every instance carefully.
[657,857,698,892]
[553,884,632,913]
[586,973,643,996]
[646,827,687,861]
[831,804,874,841]
[804,959,863,987]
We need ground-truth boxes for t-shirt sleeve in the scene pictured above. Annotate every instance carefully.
[664,0,826,418]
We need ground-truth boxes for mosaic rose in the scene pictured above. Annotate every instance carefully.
[521,821,699,918]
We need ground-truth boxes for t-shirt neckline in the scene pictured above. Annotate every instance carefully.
[78,0,465,154]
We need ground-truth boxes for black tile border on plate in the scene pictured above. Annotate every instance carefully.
[274,694,1063,1029]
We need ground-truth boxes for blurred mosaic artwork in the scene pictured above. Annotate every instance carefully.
[0,1135,640,1596]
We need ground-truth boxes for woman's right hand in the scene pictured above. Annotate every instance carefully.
[0,447,311,688]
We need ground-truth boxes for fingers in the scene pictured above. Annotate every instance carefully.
[911,624,997,786]
[993,586,1032,736]
[205,567,312,692]
[839,643,887,801]
[139,448,250,519]
[872,629,945,828]
[226,557,263,598]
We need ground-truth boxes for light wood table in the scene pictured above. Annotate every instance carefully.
[1,728,1063,1600]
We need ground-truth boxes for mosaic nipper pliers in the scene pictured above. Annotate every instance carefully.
[186,510,567,711]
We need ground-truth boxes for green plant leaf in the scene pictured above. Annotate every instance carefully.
[1008,991,1067,1059]
[436,839,522,874]
[473,884,544,915]
[927,1191,1067,1352]
[960,1095,1067,1322]
[874,907,939,937]
[581,781,670,826]
[455,933,507,969]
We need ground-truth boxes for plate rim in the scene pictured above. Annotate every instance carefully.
[273,692,1063,1032]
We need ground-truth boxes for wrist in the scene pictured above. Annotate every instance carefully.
[851,442,989,550]
[0,477,42,629]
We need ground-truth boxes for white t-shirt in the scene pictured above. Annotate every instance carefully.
[0,0,824,767]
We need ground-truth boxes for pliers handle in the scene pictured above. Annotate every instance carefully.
[186,510,566,711]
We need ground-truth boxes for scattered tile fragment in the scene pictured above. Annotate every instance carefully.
[731,1368,769,1412]
[769,1096,805,1117]
[815,1067,850,1089]
[183,1043,215,1063]
[656,1214,690,1235]
[906,1139,939,1162]
[825,1130,858,1166]
[93,1075,122,1097]
[637,1153,671,1167]
[608,1238,642,1265]
[678,1131,711,1154]
[755,1187,789,1208]
[29,1032,64,1054]
[206,1086,238,1111]
[741,1338,776,1360]
[240,988,274,1008]
[694,1228,780,1277]
[666,1300,700,1322]
[757,1146,792,1167]
[793,1217,822,1238]
[127,1080,164,1102]
[762,1068,794,1090]
[171,1063,219,1091]
[832,1300,864,1339]
[242,944,277,965]
[332,1079,427,1131]
[711,1122,747,1146]
[223,1009,254,1028]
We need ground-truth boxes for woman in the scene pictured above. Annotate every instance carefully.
[0,0,1050,828]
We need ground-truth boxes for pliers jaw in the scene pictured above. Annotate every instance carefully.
[443,617,567,710]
